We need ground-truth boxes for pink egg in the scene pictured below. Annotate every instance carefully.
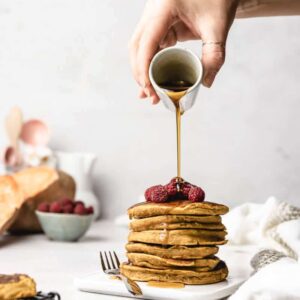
[20,119,50,146]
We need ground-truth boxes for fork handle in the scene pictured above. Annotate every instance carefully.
[118,274,142,296]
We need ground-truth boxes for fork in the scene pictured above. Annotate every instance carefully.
[99,251,142,296]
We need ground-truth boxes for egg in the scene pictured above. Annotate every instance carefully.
[20,119,50,146]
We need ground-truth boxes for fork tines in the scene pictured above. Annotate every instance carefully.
[99,251,143,296]
[99,251,120,272]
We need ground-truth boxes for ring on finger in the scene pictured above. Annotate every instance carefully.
[202,41,225,48]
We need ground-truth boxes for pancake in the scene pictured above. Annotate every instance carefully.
[0,274,36,300]
[130,215,224,231]
[128,229,227,246]
[128,201,229,219]
[126,242,219,259]
[127,253,220,270]
[120,261,228,285]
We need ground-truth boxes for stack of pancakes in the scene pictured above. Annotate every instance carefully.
[121,200,229,285]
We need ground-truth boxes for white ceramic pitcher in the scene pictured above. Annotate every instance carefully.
[55,151,100,219]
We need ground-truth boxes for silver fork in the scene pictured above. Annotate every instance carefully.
[99,251,142,296]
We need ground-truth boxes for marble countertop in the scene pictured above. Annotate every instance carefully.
[0,221,253,300]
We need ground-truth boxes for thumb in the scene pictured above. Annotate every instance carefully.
[201,41,226,88]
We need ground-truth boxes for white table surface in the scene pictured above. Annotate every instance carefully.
[0,221,254,300]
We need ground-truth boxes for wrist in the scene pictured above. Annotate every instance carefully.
[236,0,260,17]
[236,0,300,17]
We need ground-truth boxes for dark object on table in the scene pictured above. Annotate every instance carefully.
[22,291,61,300]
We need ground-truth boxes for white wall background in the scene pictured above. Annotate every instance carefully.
[0,0,299,218]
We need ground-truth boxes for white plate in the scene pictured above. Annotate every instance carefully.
[74,272,245,300]
[74,247,253,300]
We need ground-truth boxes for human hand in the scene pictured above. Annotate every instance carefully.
[129,0,239,104]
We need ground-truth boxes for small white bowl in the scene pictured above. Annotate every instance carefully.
[36,211,93,242]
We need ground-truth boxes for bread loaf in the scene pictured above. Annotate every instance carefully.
[0,167,76,234]
[0,176,23,234]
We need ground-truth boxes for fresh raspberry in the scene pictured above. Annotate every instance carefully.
[74,204,86,215]
[49,201,62,213]
[86,206,94,215]
[145,188,152,202]
[170,177,178,184]
[62,203,74,214]
[182,182,193,197]
[60,198,74,207]
[165,181,177,196]
[145,185,168,203]
[37,202,49,212]
[188,186,205,202]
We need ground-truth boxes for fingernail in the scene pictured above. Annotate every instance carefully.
[152,96,158,105]
[145,88,151,98]
[141,79,147,89]
[203,74,214,88]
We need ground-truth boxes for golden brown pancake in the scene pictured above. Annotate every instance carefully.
[120,261,228,285]
[128,201,229,219]
[130,215,224,231]
[0,274,36,300]
[127,253,220,270]
[128,229,227,246]
[126,242,219,259]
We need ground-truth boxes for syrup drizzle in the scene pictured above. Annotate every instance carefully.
[159,80,193,180]
[147,281,185,289]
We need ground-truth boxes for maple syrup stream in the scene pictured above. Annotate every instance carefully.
[159,80,193,181]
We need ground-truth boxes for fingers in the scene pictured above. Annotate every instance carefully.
[194,2,234,88]
[129,17,162,104]
[139,89,147,99]
[130,2,172,104]
[159,22,199,48]
[172,21,199,42]
[130,3,200,105]
[136,13,171,89]
[197,8,233,88]
[138,87,160,105]
[150,86,160,104]
[159,27,177,49]
[201,42,226,88]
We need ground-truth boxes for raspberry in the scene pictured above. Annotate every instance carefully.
[60,198,74,207]
[74,204,86,215]
[37,202,49,212]
[145,188,152,202]
[145,185,168,203]
[75,200,84,206]
[182,182,193,197]
[170,177,178,184]
[86,206,94,215]
[165,181,177,196]
[49,201,62,213]
[188,186,205,202]
[62,203,74,214]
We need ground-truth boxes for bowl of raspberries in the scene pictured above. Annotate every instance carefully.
[36,198,94,242]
